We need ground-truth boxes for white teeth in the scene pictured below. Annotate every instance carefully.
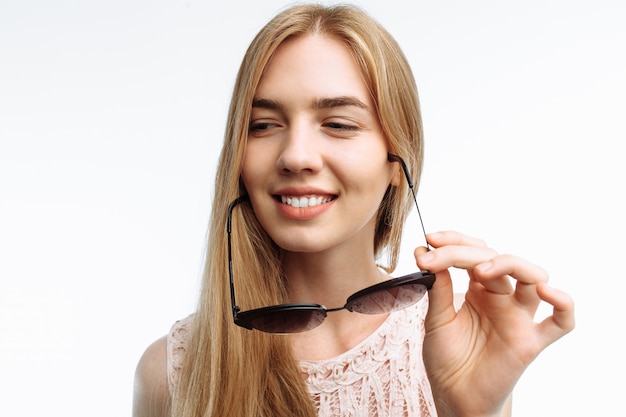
[280,195,329,208]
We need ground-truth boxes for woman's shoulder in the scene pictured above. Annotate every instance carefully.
[132,315,195,416]
[133,335,169,417]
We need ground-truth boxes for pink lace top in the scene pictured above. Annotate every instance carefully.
[167,296,437,417]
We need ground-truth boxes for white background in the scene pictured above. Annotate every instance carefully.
[1,0,624,415]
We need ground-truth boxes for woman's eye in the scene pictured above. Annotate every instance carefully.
[249,122,275,133]
[324,122,360,132]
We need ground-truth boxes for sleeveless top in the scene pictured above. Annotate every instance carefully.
[166,296,437,417]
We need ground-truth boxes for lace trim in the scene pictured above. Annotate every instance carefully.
[166,314,192,393]
[300,297,436,416]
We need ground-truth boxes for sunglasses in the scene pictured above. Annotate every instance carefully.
[227,153,435,334]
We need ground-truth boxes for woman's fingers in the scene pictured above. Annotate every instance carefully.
[416,231,575,343]
[535,283,576,346]
[427,231,489,249]
[473,254,547,298]
[474,254,548,285]
[417,244,499,274]
[420,234,547,300]
[418,233,512,297]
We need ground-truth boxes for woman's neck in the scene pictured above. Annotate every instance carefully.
[282,245,383,309]
[282,245,392,361]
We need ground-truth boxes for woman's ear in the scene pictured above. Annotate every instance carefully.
[390,163,403,187]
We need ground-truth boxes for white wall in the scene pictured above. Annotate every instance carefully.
[1,0,624,415]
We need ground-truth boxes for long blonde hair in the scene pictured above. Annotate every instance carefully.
[172,4,424,416]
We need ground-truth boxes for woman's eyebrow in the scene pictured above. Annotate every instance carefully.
[251,98,282,111]
[314,96,369,111]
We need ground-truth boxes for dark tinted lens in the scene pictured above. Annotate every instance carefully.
[237,305,327,334]
[347,283,427,314]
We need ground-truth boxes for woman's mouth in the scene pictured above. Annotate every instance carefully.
[279,195,335,208]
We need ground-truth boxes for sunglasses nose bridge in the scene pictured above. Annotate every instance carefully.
[326,305,348,313]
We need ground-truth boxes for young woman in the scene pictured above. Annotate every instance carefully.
[133,4,575,417]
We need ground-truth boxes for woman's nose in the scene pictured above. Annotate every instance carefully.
[275,123,323,175]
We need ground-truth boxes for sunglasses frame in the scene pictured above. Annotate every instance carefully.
[227,153,435,333]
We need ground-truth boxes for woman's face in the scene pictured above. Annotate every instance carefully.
[241,34,399,255]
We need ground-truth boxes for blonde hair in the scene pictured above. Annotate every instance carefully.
[172,4,424,416]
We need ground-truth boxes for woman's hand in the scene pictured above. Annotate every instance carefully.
[416,231,575,417]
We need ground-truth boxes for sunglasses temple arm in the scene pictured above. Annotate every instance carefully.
[388,153,432,251]
[228,255,239,319]
[409,186,432,251]
[227,198,242,319]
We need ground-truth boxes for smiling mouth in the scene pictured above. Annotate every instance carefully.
[278,195,336,208]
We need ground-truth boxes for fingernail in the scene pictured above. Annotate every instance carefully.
[419,251,434,263]
[475,261,492,272]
